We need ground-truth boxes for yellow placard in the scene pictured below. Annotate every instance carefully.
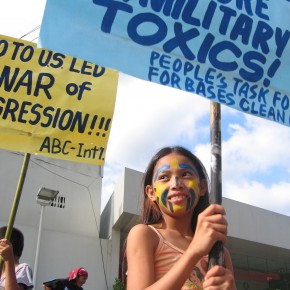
[0,35,118,165]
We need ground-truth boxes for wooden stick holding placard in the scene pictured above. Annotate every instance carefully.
[208,102,225,269]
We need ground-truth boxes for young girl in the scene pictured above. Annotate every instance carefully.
[126,146,236,289]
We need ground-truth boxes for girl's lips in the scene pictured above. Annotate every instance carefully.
[168,194,188,203]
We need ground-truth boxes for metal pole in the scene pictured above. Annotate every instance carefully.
[33,204,45,289]
[0,153,31,273]
[208,101,224,269]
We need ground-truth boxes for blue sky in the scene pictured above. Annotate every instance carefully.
[1,0,290,216]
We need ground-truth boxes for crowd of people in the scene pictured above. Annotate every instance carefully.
[0,226,88,290]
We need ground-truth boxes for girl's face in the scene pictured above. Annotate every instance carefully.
[147,153,205,214]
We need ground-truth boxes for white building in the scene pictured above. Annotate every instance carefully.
[1,149,290,290]
[0,149,119,290]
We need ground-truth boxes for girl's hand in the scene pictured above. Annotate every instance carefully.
[0,239,14,262]
[189,204,228,258]
[203,265,235,289]
[200,248,237,290]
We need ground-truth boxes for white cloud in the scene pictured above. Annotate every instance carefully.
[221,114,290,215]
[105,73,210,170]
[222,114,290,178]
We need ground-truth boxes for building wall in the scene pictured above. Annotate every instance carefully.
[223,197,290,249]
[0,149,118,290]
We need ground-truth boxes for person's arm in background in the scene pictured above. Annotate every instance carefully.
[0,239,24,290]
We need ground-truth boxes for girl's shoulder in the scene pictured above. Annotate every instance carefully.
[127,224,160,250]
[128,224,158,238]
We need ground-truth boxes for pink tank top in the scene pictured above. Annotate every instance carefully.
[148,225,205,290]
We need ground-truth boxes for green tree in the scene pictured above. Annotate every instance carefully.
[113,278,125,290]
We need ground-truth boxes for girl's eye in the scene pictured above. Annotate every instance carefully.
[159,174,169,180]
[182,171,196,177]
[182,171,192,177]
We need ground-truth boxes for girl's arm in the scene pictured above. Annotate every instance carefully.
[126,224,156,289]
[127,204,234,290]
[127,223,206,290]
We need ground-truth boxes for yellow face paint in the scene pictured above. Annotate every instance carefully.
[170,202,185,213]
[167,179,200,213]
[154,182,168,208]
[170,158,179,170]
[186,179,200,209]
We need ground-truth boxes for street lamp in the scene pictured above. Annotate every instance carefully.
[33,187,59,289]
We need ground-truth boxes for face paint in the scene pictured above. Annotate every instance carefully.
[170,158,179,169]
[153,165,170,182]
[179,163,198,176]
[166,179,200,213]
[153,158,201,213]
[154,183,169,209]
[186,179,200,210]
[175,176,179,186]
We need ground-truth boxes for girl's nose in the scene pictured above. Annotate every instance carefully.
[171,176,182,188]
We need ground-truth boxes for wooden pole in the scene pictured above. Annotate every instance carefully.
[208,102,224,269]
